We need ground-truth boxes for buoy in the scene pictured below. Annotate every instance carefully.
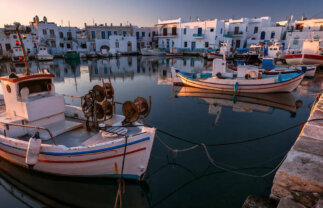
[26,132,42,170]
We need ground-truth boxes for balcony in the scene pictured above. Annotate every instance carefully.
[156,33,177,38]
[193,33,205,38]
[228,31,244,36]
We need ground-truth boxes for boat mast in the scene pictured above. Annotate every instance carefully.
[14,22,30,75]
[69,21,73,51]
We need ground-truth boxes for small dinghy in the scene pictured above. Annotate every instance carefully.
[171,55,305,94]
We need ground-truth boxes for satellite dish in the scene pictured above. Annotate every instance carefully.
[102,83,114,99]
[92,85,105,102]
[122,101,139,123]
[101,100,113,117]
[134,97,149,116]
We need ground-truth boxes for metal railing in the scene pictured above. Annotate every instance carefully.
[0,121,57,145]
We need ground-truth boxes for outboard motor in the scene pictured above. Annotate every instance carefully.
[26,131,42,169]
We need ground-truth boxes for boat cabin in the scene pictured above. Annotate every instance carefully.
[0,73,71,138]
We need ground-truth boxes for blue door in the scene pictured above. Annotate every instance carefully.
[198,28,202,35]
[191,42,196,51]
[260,31,265,40]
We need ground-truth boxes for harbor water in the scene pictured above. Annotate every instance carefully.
[0,56,322,208]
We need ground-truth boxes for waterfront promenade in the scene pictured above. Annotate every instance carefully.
[270,93,323,207]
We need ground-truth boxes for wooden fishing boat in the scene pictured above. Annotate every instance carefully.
[0,26,156,181]
[171,57,305,93]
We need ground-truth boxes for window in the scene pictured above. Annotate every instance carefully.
[51,41,56,47]
[172,40,174,47]
[123,31,127,36]
[81,43,86,49]
[60,43,64,48]
[152,31,156,36]
[13,35,17,39]
[67,32,72,40]
[234,26,239,34]
[101,31,106,39]
[246,27,248,32]
[59,32,64,38]
[91,31,96,39]
[5,43,11,51]
[66,43,71,48]
[172,27,176,35]
[108,31,112,37]
[114,31,118,35]
[163,28,167,36]
[254,26,258,34]
[210,28,214,32]
[271,31,275,39]
[220,28,223,34]
[184,41,188,47]
[293,37,299,45]
[43,29,47,35]
[205,42,209,48]
[197,28,202,35]
[136,32,140,39]
[236,40,240,48]
[184,28,187,35]
[260,31,265,40]
[116,40,119,48]
[142,32,145,37]
[148,32,151,37]
[50,29,55,36]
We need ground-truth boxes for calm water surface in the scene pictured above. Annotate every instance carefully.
[0,57,322,208]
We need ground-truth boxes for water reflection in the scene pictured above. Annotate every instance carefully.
[172,86,299,126]
[0,56,321,208]
[0,158,149,208]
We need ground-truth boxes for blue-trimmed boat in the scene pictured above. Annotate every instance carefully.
[171,57,305,93]
[0,72,156,181]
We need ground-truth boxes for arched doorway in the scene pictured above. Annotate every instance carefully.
[127,41,132,52]
[100,45,110,55]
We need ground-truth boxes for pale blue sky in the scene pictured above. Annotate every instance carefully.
[1,0,323,28]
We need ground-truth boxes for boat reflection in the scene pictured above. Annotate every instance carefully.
[0,158,150,208]
[172,86,300,125]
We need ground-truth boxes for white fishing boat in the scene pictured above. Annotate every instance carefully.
[171,55,305,93]
[267,42,285,62]
[0,72,156,180]
[11,46,27,64]
[36,45,54,61]
[285,39,323,66]
[0,29,156,181]
[141,48,166,56]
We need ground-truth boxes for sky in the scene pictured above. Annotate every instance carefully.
[1,0,323,28]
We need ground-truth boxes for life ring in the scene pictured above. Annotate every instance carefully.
[248,70,257,79]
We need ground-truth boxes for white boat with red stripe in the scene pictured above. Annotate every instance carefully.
[171,55,305,93]
[0,72,156,181]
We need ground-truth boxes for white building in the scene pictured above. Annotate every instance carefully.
[29,15,80,55]
[133,26,158,49]
[85,23,137,54]
[156,18,225,52]
[0,25,35,58]
[224,17,273,48]
[285,18,323,50]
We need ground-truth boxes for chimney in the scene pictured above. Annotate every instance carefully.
[120,23,122,26]
[111,23,113,26]
[84,23,87,27]
[105,23,107,26]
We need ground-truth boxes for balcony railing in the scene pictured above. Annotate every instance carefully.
[156,33,177,38]
[228,31,243,35]
[193,33,204,38]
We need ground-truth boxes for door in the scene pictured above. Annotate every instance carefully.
[198,28,202,35]
[191,42,196,50]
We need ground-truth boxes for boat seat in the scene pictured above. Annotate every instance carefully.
[37,119,83,140]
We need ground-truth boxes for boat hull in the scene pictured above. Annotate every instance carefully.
[173,72,304,93]
[285,54,323,66]
[0,129,156,181]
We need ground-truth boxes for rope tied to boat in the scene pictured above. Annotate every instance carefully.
[114,135,128,208]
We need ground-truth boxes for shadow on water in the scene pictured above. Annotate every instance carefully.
[0,56,322,208]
